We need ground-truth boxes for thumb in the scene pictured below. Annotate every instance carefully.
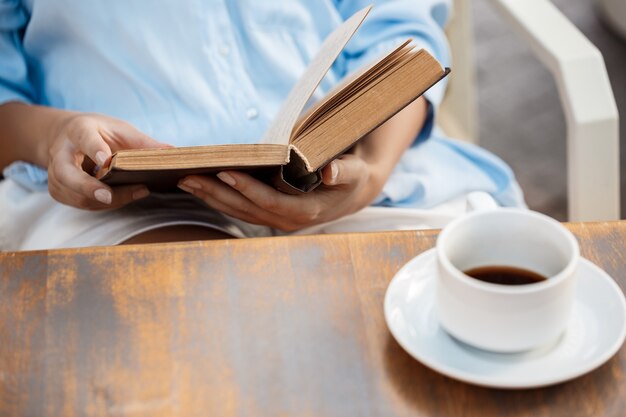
[321,155,365,186]
[72,127,113,168]
[109,121,172,150]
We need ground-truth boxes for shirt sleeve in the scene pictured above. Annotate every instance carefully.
[0,0,33,105]
[333,0,452,142]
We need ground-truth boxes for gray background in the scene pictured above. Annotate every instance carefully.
[472,0,625,220]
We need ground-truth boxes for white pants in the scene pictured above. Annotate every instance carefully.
[0,178,493,251]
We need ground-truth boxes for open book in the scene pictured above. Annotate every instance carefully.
[97,6,450,193]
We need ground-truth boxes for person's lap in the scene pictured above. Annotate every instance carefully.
[0,178,479,250]
[120,225,234,244]
[0,178,272,250]
[0,133,526,250]
[3,130,527,250]
[121,197,472,245]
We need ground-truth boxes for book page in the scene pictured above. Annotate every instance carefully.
[292,50,448,170]
[291,41,413,139]
[261,5,372,145]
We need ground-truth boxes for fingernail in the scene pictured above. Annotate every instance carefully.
[95,151,108,166]
[329,162,338,184]
[217,172,236,187]
[132,187,150,200]
[181,179,202,190]
[94,189,112,204]
[178,184,195,194]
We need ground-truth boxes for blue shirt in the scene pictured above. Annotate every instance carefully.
[0,0,524,208]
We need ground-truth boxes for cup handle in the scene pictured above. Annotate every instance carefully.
[466,191,499,212]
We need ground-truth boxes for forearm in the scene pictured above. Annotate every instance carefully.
[352,96,429,196]
[0,102,72,171]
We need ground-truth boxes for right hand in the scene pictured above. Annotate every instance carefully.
[46,113,169,210]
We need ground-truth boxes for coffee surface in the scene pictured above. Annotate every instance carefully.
[464,265,547,285]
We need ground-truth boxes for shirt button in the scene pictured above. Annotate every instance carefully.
[246,107,259,120]
[218,45,230,56]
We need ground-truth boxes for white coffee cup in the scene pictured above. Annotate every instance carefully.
[435,208,579,353]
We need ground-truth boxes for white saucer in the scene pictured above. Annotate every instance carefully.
[384,249,626,389]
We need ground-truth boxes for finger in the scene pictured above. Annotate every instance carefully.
[196,190,300,231]
[49,166,150,210]
[321,155,366,186]
[110,184,150,207]
[48,178,94,209]
[51,184,149,211]
[212,171,305,215]
[51,145,115,205]
[68,119,113,167]
[178,176,296,230]
[105,120,172,150]
[321,161,338,185]
[209,172,324,230]
[179,176,265,219]
[47,174,112,210]
[187,188,264,226]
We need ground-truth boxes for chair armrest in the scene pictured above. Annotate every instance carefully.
[488,0,620,221]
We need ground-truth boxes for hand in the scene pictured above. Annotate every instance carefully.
[175,97,429,231]
[177,154,384,231]
[46,113,169,210]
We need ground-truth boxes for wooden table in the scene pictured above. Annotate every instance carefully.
[1,222,625,417]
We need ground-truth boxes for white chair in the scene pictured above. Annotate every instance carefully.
[439,0,620,221]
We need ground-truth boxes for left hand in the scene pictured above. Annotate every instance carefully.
[177,154,384,231]
[177,97,430,230]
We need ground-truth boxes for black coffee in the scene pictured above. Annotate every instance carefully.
[464,266,547,286]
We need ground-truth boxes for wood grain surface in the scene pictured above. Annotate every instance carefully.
[1,222,625,417]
